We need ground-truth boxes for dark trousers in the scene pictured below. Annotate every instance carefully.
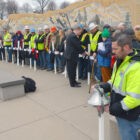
[79,57,88,79]
[67,60,77,86]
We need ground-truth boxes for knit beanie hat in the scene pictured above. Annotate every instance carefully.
[102,28,110,38]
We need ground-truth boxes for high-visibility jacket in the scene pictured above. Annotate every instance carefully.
[90,31,102,52]
[30,34,37,49]
[37,34,45,50]
[81,33,89,49]
[109,52,140,111]
[4,33,12,46]
[24,33,31,45]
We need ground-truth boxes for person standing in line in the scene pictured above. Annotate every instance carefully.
[35,28,46,70]
[23,26,32,64]
[49,27,60,72]
[58,29,66,73]
[44,25,54,71]
[14,31,23,63]
[88,23,103,82]
[3,27,12,62]
[97,28,112,83]
[30,29,37,65]
[93,33,140,140]
[65,24,89,87]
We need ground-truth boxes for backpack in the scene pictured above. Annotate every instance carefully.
[22,76,36,93]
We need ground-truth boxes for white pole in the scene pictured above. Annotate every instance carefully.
[64,44,67,78]
[99,113,104,140]
[0,40,3,61]
[65,66,67,78]
[52,42,57,74]
[88,44,90,85]
[29,41,32,69]
[1,51,3,62]
[22,41,24,67]
[1,46,3,61]
[11,42,14,64]
[76,64,79,81]
[34,43,37,71]
[99,94,104,140]
[17,41,20,66]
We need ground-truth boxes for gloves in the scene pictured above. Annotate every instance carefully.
[109,102,126,116]
[100,83,111,93]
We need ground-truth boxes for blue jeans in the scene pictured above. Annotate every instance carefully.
[6,46,12,61]
[38,50,46,68]
[55,54,63,69]
[116,117,140,140]
[60,55,64,69]
[90,60,102,81]
[45,52,54,69]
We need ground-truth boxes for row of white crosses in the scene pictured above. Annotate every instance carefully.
[1,41,94,85]
[0,40,37,71]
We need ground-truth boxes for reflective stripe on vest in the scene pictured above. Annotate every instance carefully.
[4,33,11,46]
[112,61,137,97]
[24,33,31,45]
[31,34,37,48]
[81,33,89,49]
[90,31,102,52]
[37,34,45,50]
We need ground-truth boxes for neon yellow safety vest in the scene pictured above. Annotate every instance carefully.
[4,33,12,46]
[30,34,37,49]
[81,33,89,49]
[24,33,31,45]
[108,52,140,111]
[90,31,102,52]
[37,34,45,50]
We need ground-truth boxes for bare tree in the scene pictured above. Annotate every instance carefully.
[22,3,32,13]
[60,1,70,9]
[6,0,18,15]
[0,0,6,20]
[33,0,51,14]
[47,1,57,11]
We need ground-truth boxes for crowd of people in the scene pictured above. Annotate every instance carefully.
[0,22,140,140]
[0,23,140,87]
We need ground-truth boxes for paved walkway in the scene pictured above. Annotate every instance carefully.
[0,61,110,140]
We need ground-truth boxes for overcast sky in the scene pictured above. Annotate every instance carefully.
[18,0,79,7]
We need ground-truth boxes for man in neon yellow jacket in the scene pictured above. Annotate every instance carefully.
[35,28,45,70]
[96,33,140,140]
[3,27,12,62]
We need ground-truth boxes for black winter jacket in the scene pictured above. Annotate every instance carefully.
[64,32,85,62]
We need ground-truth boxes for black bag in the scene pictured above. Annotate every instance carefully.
[22,76,36,93]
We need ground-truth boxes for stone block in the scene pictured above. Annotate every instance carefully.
[0,70,25,101]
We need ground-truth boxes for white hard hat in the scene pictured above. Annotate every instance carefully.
[89,23,98,31]
[44,25,50,29]
[38,27,44,32]
[24,26,30,30]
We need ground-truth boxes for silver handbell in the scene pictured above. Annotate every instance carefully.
[88,87,110,107]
